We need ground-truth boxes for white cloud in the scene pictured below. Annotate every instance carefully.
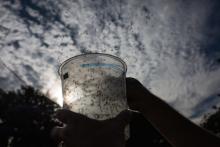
[0,0,219,123]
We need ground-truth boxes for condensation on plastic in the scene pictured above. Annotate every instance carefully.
[59,53,129,139]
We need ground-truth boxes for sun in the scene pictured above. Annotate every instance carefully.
[47,79,63,107]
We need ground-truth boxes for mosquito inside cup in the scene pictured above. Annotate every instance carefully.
[59,53,129,139]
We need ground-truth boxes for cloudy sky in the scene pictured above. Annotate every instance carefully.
[0,0,220,123]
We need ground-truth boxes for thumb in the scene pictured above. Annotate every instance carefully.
[56,109,89,124]
[114,110,133,128]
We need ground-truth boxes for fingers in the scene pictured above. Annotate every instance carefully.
[126,77,150,110]
[126,77,142,85]
[126,77,146,92]
[56,109,89,124]
[126,77,150,93]
[115,110,133,128]
[126,77,138,82]
[51,126,65,144]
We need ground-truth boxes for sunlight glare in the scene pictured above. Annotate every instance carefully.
[48,80,63,107]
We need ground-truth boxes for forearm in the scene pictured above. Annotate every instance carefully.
[139,92,220,147]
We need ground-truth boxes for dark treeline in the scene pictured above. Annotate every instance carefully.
[0,87,60,147]
[0,86,219,147]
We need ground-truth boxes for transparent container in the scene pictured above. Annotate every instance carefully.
[58,53,129,139]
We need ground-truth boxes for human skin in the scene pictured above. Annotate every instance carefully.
[126,77,220,147]
[52,77,220,147]
[51,109,132,147]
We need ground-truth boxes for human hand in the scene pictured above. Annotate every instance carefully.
[126,77,156,111]
[51,109,132,147]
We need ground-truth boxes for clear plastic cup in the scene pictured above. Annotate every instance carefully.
[58,53,129,138]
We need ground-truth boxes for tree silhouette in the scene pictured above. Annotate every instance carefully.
[0,86,61,147]
[201,106,220,137]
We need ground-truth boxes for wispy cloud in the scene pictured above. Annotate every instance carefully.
[0,0,219,122]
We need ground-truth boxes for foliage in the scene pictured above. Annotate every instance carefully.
[0,86,61,147]
[201,106,220,137]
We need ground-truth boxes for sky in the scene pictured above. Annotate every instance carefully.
[0,0,220,123]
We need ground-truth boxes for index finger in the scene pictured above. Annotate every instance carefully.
[55,109,88,124]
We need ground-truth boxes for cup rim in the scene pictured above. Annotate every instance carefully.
[58,53,127,76]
